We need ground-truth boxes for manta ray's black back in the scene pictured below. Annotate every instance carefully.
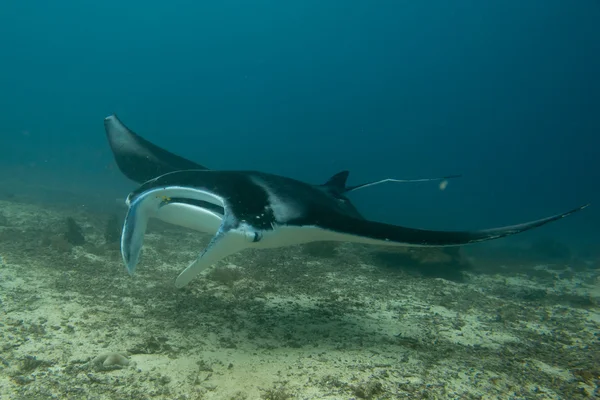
[104,114,207,183]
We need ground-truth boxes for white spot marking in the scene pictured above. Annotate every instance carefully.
[251,177,303,223]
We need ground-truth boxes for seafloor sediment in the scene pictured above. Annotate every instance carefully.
[0,198,598,399]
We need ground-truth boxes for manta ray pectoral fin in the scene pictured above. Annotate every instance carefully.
[104,114,208,184]
[174,225,257,288]
[318,204,590,247]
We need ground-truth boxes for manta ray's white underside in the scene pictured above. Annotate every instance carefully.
[124,187,413,288]
[156,202,399,248]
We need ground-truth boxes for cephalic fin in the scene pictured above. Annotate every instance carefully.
[120,186,225,275]
[175,226,256,288]
[120,191,163,274]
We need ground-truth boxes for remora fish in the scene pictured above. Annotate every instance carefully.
[104,115,589,288]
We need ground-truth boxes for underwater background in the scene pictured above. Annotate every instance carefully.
[0,1,599,399]
[1,0,598,242]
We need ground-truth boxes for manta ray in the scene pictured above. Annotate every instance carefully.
[104,115,589,288]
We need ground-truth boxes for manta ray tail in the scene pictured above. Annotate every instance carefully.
[323,171,462,194]
[104,114,208,184]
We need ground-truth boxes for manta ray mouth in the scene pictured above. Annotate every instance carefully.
[164,197,225,216]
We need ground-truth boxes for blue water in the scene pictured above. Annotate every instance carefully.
[1,0,598,248]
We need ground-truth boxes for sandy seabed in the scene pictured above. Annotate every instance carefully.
[0,198,598,400]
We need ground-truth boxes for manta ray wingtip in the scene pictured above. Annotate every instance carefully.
[557,203,590,219]
[570,203,591,212]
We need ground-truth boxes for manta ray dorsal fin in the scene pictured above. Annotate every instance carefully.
[174,225,256,288]
[121,186,225,275]
[323,171,350,192]
[345,174,462,192]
